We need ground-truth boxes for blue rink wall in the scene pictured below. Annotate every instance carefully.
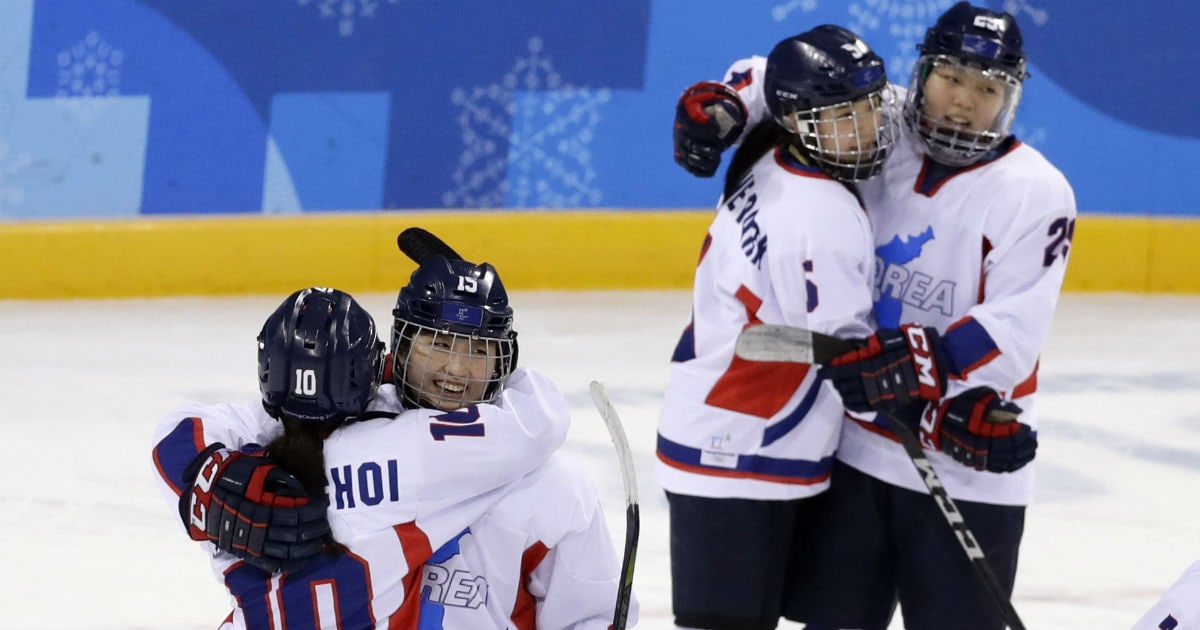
[1,0,1198,296]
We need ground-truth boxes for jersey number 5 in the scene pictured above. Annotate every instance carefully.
[1043,217,1075,267]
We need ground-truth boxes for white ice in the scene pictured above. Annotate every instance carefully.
[3,291,1199,629]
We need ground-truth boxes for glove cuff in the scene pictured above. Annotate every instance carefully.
[177,442,227,535]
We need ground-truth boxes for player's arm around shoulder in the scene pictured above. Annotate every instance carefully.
[150,400,279,508]
[489,366,571,455]
[722,54,770,133]
[331,367,571,517]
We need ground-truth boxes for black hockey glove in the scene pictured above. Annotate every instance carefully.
[819,324,949,413]
[673,81,747,177]
[179,444,330,572]
[912,387,1036,473]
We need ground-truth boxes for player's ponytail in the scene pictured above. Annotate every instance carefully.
[265,419,327,496]
[722,119,788,201]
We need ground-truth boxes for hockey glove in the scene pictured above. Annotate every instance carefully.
[179,444,330,572]
[819,324,949,413]
[673,81,748,177]
[915,387,1036,473]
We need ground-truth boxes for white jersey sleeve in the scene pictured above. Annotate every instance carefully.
[721,55,771,134]
[943,154,1077,400]
[150,399,282,528]
[1131,561,1200,629]
[311,366,571,540]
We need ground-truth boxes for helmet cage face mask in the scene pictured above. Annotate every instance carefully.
[781,86,898,182]
[391,320,515,410]
[904,55,1023,166]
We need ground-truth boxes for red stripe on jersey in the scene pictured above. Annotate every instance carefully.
[656,451,832,485]
[728,71,753,92]
[850,414,901,443]
[511,541,550,630]
[1013,362,1038,398]
[387,523,433,630]
[979,236,992,303]
[705,286,810,418]
[698,231,713,266]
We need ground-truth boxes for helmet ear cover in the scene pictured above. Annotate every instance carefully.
[258,287,385,429]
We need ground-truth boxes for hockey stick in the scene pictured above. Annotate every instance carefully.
[735,324,1028,630]
[589,381,640,630]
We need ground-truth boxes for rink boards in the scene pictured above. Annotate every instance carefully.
[2,211,1197,298]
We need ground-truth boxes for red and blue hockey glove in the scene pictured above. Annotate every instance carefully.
[819,324,948,413]
[915,387,1036,473]
[674,81,748,177]
[179,444,330,572]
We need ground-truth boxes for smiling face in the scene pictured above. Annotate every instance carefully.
[397,328,500,411]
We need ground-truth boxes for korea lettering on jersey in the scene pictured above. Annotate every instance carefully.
[725,57,1077,506]
[151,367,577,629]
[407,456,633,630]
[657,100,877,501]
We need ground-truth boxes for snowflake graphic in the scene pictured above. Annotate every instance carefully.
[845,1,957,77]
[771,0,819,22]
[445,37,610,208]
[1011,122,1046,147]
[56,31,123,98]
[0,142,33,213]
[297,0,401,37]
[1001,0,1050,26]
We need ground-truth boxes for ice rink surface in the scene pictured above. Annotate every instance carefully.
[4,290,1199,629]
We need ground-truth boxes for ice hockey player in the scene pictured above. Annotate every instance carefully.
[671,3,1069,628]
[153,260,633,627]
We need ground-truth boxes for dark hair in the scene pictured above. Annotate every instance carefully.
[722,119,789,201]
[264,419,328,496]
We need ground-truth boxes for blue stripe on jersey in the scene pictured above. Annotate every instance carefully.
[153,416,204,496]
[671,321,696,363]
[943,317,999,377]
[419,529,470,630]
[761,380,821,447]
[657,434,833,484]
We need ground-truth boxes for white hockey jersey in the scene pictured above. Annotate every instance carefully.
[656,119,877,500]
[152,368,633,629]
[1131,561,1200,629]
[721,56,1077,506]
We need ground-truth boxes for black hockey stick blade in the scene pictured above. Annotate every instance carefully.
[396,227,463,264]
[733,324,860,363]
[589,381,639,630]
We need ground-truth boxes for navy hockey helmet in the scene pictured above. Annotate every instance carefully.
[391,255,518,410]
[258,287,385,428]
[763,25,896,181]
[905,2,1028,165]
